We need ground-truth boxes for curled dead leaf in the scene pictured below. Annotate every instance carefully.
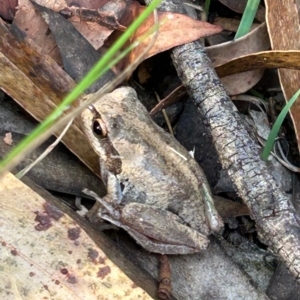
[215,50,300,78]
[206,22,270,95]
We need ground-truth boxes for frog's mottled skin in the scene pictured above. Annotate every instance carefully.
[81,87,223,254]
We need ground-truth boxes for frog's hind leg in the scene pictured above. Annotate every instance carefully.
[121,203,210,255]
[125,227,205,255]
[83,185,210,255]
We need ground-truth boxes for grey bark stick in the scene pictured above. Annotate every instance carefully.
[145,0,300,280]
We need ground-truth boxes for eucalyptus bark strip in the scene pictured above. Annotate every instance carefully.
[145,0,300,279]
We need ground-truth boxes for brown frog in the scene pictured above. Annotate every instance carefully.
[81,87,223,254]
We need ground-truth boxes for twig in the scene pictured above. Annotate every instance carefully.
[16,118,74,178]
[154,91,174,135]
[158,255,172,299]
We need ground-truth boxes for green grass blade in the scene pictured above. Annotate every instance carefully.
[0,0,162,172]
[204,0,211,16]
[9,25,158,178]
[262,89,300,161]
[234,0,260,40]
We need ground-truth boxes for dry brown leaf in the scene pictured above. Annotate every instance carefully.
[121,2,223,71]
[214,196,249,218]
[0,0,18,20]
[70,1,222,73]
[206,22,270,95]
[150,30,279,110]
[0,172,152,299]
[0,19,99,175]
[17,1,221,75]
[58,0,131,45]
[15,0,118,51]
[266,0,300,155]
[14,0,64,64]
[152,48,300,112]
[207,22,268,66]
[65,0,109,7]
[215,50,300,78]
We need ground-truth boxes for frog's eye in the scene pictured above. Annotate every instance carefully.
[93,118,107,138]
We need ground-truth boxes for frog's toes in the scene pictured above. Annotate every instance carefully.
[83,188,121,220]
[75,196,89,217]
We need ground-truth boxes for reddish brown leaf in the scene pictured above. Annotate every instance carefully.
[14,0,63,64]
[63,1,222,73]
[122,2,223,72]
[0,0,18,21]
[15,0,125,51]
[60,0,129,30]
[20,1,221,75]
[65,0,111,8]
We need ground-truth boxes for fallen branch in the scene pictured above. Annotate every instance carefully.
[145,0,300,280]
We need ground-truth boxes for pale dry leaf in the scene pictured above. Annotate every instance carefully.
[0,172,153,300]
[266,0,300,155]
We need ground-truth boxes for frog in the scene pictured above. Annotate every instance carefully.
[81,86,223,255]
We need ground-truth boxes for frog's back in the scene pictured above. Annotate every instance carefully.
[107,88,211,235]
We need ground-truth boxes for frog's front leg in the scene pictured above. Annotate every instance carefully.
[201,183,224,233]
[85,169,122,223]
[83,189,209,255]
